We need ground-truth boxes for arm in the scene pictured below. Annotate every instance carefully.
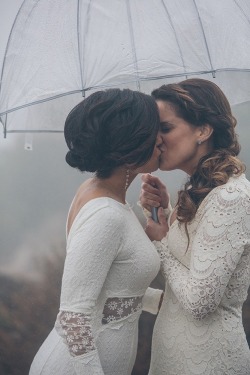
[56,205,123,374]
[155,185,250,320]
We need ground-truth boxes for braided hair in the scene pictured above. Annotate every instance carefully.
[152,78,245,225]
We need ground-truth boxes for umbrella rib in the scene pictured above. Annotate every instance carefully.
[161,0,187,78]
[192,0,215,77]
[125,0,140,91]
[233,0,250,26]
[77,0,85,95]
[6,129,63,134]
[1,68,250,118]
[0,113,7,138]
[0,1,25,98]
[0,89,84,117]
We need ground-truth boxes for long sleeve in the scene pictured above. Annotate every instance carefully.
[55,204,124,375]
[155,181,250,320]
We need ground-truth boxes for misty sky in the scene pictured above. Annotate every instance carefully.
[1,100,249,279]
[0,1,250,279]
[0,0,184,277]
[0,131,186,274]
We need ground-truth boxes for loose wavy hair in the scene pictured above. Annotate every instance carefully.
[64,88,160,178]
[152,78,245,226]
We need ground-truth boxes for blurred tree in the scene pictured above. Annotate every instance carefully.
[0,244,64,375]
[0,243,249,375]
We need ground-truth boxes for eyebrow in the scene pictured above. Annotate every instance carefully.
[160,121,174,126]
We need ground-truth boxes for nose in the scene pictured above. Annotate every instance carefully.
[156,132,163,146]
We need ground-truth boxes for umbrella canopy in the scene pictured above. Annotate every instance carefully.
[1,0,250,136]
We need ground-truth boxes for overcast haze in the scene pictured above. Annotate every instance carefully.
[0,0,250,278]
[1,100,250,278]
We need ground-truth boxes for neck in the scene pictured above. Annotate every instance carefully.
[92,169,136,204]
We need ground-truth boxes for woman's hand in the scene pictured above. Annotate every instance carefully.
[145,207,169,241]
[140,174,169,211]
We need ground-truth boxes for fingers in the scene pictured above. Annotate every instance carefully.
[145,218,160,241]
[141,174,170,210]
[145,210,169,241]
[139,189,161,211]
[157,207,168,226]
[140,183,161,202]
[140,174,168,211]
[141,173,163,189]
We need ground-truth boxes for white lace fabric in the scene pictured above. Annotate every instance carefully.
[56,296,143,357]
[149,174,250,374]
[157,179,250,320]
[56,311,95,356]
[30,197,160,375]
[102,296,142,324]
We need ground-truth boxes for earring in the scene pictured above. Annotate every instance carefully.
[197,140,202,145]
[125,169,130,190]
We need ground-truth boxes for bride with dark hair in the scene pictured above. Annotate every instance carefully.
[30,88,163,375]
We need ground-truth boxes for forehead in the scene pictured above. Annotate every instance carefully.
[156,100,179,120]
[156,100,198,134]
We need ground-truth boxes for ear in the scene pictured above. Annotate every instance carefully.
[198,124,213,142]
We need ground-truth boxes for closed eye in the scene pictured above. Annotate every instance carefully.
[160,123,172,133]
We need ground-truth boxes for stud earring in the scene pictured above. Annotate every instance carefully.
[197,140,202,145]
[125,169,130,190]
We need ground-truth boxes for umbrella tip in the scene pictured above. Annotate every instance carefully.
[24,133,33,151]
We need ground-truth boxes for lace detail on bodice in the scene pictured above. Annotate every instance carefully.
[56,311,95,357]
[55,297,143,357]
[102,296,142,324]
[149,175,250,374]
[155,181,250,321]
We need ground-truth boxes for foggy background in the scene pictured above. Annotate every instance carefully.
[0,131,185,277]
[0,101,249,280]
[0,102,249,375]
[1,0,249,280]
[0,1,250,374]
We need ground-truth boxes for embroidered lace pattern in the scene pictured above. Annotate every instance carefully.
[30,198,160,375]
[149,176,250,374]
[57,311,95,357]
[102,296,142,324]
[56,297,143,358]
[156,183,250,321]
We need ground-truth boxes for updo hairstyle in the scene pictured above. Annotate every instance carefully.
[64,88,160,178]
[152,78,245,224]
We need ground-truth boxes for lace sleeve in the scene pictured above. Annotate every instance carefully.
[56,311,95,356]
[55,205,125,375]
[156,184,250,320]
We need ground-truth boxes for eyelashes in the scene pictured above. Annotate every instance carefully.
[160,126,171,133]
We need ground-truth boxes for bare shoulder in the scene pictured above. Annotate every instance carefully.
[67,178,103,234]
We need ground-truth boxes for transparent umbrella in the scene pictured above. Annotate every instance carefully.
[1,0,250,137]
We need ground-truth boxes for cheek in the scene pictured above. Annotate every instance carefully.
[163,132,193,150]
[162,134,178,150]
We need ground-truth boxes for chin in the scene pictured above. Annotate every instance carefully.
[142,165,157,173]
[149,166,158,173]
[159,164,173,171]
[151,160,161,172]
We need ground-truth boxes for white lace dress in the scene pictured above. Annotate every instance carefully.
[29,197,160,375]
[148,174,250,375]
